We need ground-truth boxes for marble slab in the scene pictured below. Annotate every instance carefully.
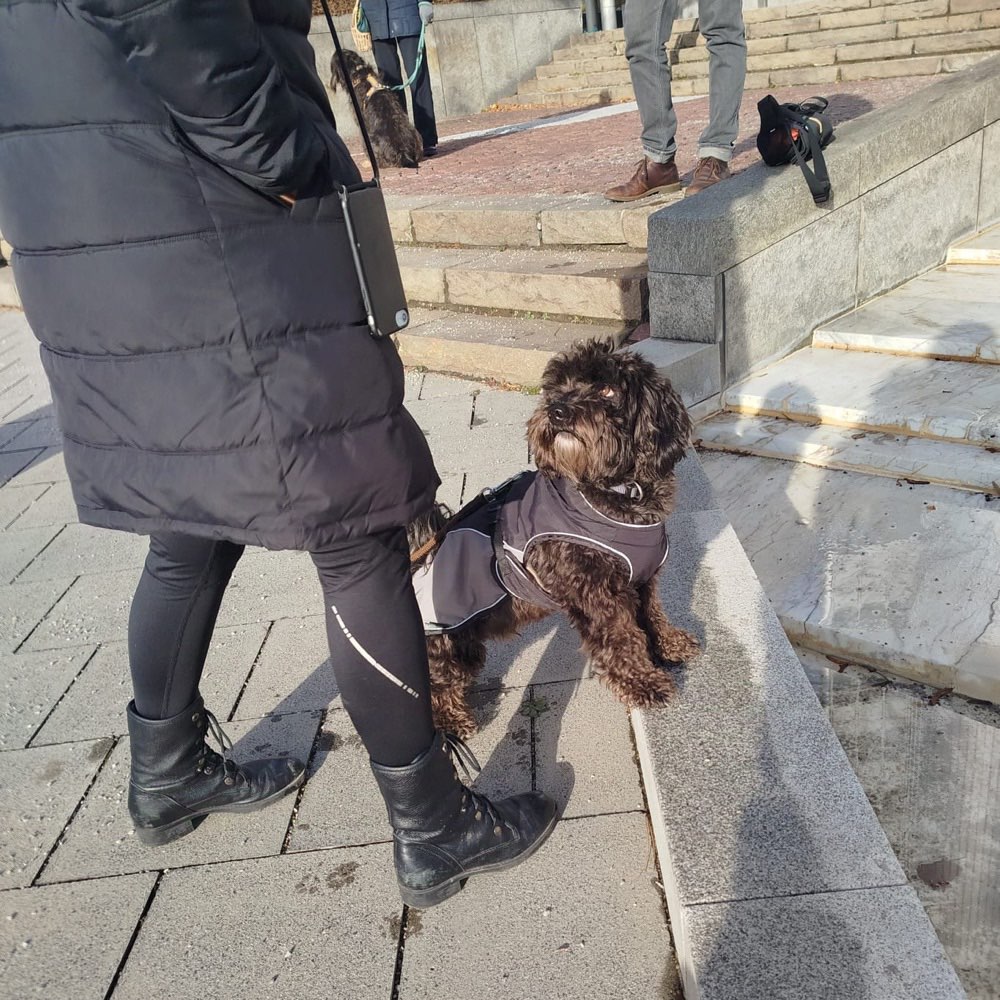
[702,451,1000,702]
[697,411,1000,493]
[725,346,1000,446]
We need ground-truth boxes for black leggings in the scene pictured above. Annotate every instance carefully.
[127,530,434,766]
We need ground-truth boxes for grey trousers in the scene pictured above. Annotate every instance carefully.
[623,0,747,163]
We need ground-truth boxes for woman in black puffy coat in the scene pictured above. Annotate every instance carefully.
[0,0,554,909]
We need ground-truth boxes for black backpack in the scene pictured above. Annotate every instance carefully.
[756,95,835,205]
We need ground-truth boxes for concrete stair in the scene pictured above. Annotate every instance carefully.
[696,223,1000,703]
[512,0,1000,107]
[382,193,719,400]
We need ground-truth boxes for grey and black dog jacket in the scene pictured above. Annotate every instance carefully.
[413,471,670,634]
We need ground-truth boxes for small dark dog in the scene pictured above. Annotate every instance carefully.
[330,50,423,169]
[409,340,701,737]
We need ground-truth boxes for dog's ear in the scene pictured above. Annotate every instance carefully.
[631,366,692,484]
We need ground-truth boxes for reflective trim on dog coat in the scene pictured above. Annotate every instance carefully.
[413,471,669,634]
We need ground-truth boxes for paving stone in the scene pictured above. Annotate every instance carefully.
[22,569,136,650]
[216,548,325,628]
[682,886,965,1000]
[697,411,1000,493]
[398,813,679,1000]
[7,447,67,485]
[0,646,94,750]
[0,737,113,889]
[480,614,591,688]
[16,521,147,582]
[634,509,906,905]
[0,523,61,583]
[0,873,156,1000]
[3,480,77,530]
[0,482,47,528]
[701,452,1000,702]
[111,846,399,1000]
[285,707,388,852]
[234,616,340,720]
[463,685,534,803]
[33,626,267,745]
[534,678,644,818]
[0,447,42,487]
[39,711,320,883]
[1,577,74,653]
[0,415,61,452]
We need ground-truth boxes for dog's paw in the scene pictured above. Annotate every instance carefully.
[656,627,700,665]
[606,668,677,708]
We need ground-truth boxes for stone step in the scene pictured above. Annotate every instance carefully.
[394,307,627,388]
[628,336,721,407]
[701,449,1000,703]
[515,84,637,107]
[947,224,1000,265]
[396,246,648,322]
[724,347,1000,449]
[389,192,680,250]
[813,264,1000,363]
[696,411,1000,493]
[525,39,999,100]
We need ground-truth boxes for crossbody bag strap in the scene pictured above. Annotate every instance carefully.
[318,0,380,184]
[786,109,832,204]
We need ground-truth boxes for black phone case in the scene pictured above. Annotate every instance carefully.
[340,183,409,339]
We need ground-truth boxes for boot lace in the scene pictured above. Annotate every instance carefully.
[443,732,515,838]
[194,709,247,787]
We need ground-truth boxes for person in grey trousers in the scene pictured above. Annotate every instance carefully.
[605,0,747,200]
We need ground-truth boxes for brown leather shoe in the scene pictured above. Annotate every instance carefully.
[604,158,681,202]
[685,156,730,197]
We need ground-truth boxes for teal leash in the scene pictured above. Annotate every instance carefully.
[388,23,426,92]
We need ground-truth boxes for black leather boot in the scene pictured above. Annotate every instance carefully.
[370,731,558,908]
[126,696,305,846]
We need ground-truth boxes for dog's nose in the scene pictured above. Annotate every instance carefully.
[549,403,570,425]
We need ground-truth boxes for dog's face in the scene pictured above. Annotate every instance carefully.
[329,50,378,96]
[527,340,691,488]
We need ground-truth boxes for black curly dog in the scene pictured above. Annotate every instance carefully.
[330,49,423,169]
[409,340,701,737]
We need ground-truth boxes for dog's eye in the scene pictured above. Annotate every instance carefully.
[599,386,616,400]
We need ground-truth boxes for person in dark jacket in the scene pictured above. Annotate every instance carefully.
[0,0,554,909]
[364,0,439,155]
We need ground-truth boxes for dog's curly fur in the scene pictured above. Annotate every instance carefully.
[410,339,700,737]
[329,50,423,169]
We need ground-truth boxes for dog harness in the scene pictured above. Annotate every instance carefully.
[412,471,669,634]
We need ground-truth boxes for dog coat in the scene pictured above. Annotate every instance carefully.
[413,471,669,634]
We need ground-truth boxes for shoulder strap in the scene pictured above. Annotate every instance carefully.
[786,112,832,204]
[318,0,380,183]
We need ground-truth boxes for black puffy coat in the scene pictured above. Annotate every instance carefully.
[0,0,438,549]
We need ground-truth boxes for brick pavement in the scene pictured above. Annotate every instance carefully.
[350,77,936,196]
[0,309,679,1000]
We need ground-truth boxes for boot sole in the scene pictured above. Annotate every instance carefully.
[397,806,559,909]
[134,769,305,847]
[604,181,681,203]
